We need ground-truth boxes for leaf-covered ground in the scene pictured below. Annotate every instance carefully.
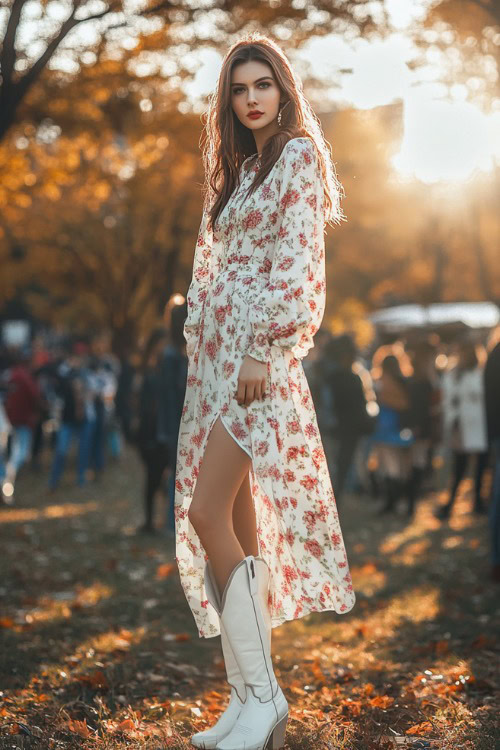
[1,444,498,749]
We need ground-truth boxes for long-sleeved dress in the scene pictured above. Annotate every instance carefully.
[175,137,356,638]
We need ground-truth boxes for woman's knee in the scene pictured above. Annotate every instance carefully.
[188,501,222,533]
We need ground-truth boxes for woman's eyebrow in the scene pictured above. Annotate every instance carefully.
[231,76,273,86]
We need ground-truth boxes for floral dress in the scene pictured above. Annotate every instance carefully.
[175,137,356,638]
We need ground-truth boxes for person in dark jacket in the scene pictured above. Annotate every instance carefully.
[484,336,500,582]
[157,299,189,534]
[48,342,94,490]
[322,334,372,504]
[134,327,170,534]
[406,341,439,517]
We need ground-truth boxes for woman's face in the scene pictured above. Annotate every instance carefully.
[230,60,282,134]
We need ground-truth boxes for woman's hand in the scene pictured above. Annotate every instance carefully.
[235,354,268,406]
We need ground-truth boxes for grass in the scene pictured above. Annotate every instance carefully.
[0,443,498,749]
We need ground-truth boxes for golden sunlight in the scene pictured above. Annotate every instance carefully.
[393,93,500,183]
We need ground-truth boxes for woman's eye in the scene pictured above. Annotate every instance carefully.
[232,82,271,95]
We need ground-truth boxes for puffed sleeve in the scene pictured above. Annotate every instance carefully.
[246,138,327,364]
[183,206,213,358]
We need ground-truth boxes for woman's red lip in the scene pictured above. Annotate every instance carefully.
[248,112,263,118]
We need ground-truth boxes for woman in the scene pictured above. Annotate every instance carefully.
[371,351,415,515]
[134,328,170,534]
[175,34,355,750]
[435,339,489,520]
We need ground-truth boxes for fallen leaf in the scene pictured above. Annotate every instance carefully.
[67,718,91,738]
[407,721,433,735]
[156,563,175,579]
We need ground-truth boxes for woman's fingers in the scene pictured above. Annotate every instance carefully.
[236,382,246,406]
[236,377,267,405]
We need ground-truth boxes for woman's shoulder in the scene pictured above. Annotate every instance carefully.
[275,137,321,189]
[280,136,316,164]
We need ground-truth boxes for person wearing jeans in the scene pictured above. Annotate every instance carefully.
[1,350,41,503]
[49,418,94,489]
[48,345,93,490]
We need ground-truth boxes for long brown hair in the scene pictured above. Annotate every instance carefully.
[200,32,346,232]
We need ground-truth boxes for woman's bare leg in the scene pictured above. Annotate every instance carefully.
[188,416,254,597]
[233,470,259,557]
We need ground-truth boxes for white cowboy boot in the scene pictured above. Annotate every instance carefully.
[214,556,288,750]
[190,557,271,749]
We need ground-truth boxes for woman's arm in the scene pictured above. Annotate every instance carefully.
[246,138,327,363]
[183,206,213,358]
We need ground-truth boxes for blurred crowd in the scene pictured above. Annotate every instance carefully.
[1,306,499,580]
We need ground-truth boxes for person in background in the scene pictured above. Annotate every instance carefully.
[1,348,42,503]
[86,357,106,480]
[102,360,121,460]
[115,344,137,446]
[371,349,415,515]
[133,327,170,534]
[158,298,189,536]
[350,355,378,498]
[406,340,438,517]
[322,334,373,504]
[305,328,336,480]
[29,334,53,472]
[47,342,93,490]
[484,330,500,582]
[435,338,489,520]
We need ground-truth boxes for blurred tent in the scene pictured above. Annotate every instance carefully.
[369,302,500,337]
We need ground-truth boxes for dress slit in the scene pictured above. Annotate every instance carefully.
[219,413,253,460]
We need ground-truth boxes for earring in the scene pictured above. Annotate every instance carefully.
[277,101,288,127]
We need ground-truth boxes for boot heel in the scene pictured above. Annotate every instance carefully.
[267,713,288,749]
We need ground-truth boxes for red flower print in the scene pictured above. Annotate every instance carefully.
[201,399,212,418]
[278,256,295,272]
[283,469,296,483]
[306,193,317,210]
[230,419,247,442]
[300,475,318,491]
[282,565,298,584]
[280,189,300,211]
[243,210,263,230]
[304,539,322,559]
[304,422,318,438]
[303,510,317,531]
[204,337,217,361]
